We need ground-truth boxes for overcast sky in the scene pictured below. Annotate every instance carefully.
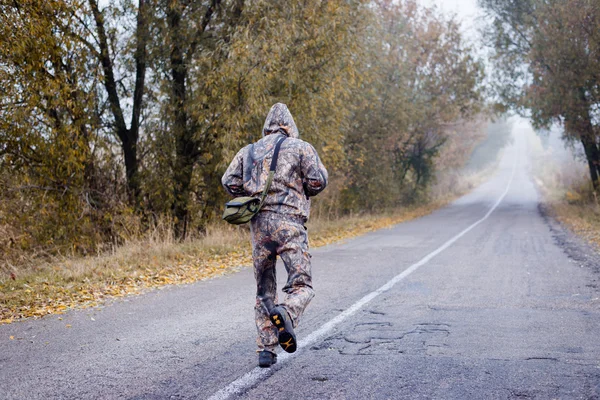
[417,0,485,45]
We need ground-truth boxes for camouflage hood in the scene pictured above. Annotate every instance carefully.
[262,103,300,139]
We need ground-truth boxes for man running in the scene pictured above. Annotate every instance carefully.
[221,103,328,367]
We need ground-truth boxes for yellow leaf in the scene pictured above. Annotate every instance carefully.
[9,336,14,340]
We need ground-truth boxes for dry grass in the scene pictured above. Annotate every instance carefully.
[0,201,453,325]
[0,223,253,324]
[547,184,600,249]
[526,128,600,250]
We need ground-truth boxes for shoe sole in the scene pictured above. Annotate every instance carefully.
[270,310,297,353]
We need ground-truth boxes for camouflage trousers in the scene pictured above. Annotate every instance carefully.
[250,212,315,352]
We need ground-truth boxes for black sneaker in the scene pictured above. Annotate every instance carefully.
[258,350,277,368]
[269,306,297,353]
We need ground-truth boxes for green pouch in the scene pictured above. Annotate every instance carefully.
[222,196,261,225]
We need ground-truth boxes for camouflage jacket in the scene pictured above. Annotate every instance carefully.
[221,103,328,222]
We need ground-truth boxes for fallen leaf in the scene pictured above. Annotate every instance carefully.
[0,205,441,326]
[66,324,72,328]
[9,335,14,340]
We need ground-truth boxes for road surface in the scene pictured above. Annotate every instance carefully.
[1,122,599,399]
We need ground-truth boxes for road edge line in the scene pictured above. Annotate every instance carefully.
[208,145,518,400]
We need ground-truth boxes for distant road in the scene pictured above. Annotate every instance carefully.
[1,122,599,399]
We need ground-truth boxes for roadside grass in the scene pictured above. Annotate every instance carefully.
[545,183,600,249]
[527,129,600,250]
[0,203,444,325]
[0,163,494,325]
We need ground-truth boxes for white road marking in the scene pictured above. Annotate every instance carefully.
[208,148,518,400]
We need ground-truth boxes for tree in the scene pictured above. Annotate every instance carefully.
[87,0,149,205]
[162,0,244,238]
[342,0,484,210]
[480,0,600,187]
[0,0,486,263]
[0,1,106,254]
[147,0,366,237]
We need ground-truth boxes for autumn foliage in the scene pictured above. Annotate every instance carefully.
[481,0,600,187]
[0,0,484,274]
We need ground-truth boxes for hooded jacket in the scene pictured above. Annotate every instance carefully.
[221,103,328,222]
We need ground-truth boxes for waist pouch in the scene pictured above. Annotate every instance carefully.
[222,196,261,224]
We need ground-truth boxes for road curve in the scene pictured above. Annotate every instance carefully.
[1,121,599,399]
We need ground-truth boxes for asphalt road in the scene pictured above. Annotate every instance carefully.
[1,122,600,400]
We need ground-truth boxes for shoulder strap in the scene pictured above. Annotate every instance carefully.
[259,135,287,207]
[270,135,286,171]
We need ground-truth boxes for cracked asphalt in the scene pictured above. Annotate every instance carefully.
[1,122,600,399]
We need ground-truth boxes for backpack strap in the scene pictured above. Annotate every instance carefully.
[259,135,287,208]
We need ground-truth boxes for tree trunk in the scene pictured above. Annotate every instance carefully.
[166,0,244,238]
[580,133,600,189]
[200,137,224,225]
[122,138,140,202]
[172,150,195,239]
[89,0,147,207]
[168,0,195,239]
[127,0,147,206]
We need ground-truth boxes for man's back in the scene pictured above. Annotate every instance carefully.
[222,104,327,222]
